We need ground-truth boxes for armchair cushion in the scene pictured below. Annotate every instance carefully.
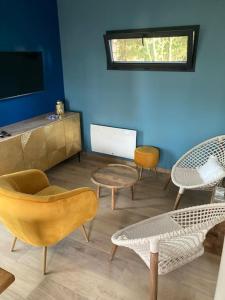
[35,185,68,196]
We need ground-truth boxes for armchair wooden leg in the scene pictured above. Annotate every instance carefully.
[97,186,101,199]
[139,167,143,180]
[163,176,171,190]
[112,188,116,210]
[109,245,118,261]
[131,185,134,200]
[43,246,47,275]
[150,252,159,300]
[173,189,184,210]
[11,237,17,252]
[80,225,89,242]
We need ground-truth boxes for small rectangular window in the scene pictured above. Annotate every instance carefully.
[104,25,200,71]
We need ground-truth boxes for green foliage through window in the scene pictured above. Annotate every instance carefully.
[104,25,200,71]
[111,36,188,63]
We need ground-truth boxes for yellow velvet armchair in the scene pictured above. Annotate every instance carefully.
[0,169,98,274]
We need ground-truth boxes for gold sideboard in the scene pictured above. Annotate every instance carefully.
[0,112,81,175]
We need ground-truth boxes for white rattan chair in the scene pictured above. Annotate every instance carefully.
[110,203,225,300]
[169,135,225,210]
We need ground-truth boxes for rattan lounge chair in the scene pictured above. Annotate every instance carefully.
[168,135,225,209]
[111,203,225,300]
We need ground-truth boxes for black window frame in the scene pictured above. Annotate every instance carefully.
[104,25,200,72]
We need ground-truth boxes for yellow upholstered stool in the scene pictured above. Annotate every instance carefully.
[134,146,159,179]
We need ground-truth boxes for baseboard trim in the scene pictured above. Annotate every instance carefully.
[81,151,171,174]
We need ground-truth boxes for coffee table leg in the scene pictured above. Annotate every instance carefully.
[97,186,101,198]
[112,188,116,210]
[131,186,134,200]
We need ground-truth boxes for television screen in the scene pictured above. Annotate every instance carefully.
[0,51,44,100]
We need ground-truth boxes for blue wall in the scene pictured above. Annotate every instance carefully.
[57,0,225,169]
[0,0,64,126]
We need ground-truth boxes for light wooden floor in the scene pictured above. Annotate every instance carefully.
[0,154,220,300]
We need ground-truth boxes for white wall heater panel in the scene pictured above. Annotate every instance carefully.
[90,124,137,159]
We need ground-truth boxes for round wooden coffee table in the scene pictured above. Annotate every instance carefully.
[91,164,138,210]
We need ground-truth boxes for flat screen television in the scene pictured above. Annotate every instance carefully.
[0,51,44,100]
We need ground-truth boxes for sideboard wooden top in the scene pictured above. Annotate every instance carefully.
[0,112,79,142]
